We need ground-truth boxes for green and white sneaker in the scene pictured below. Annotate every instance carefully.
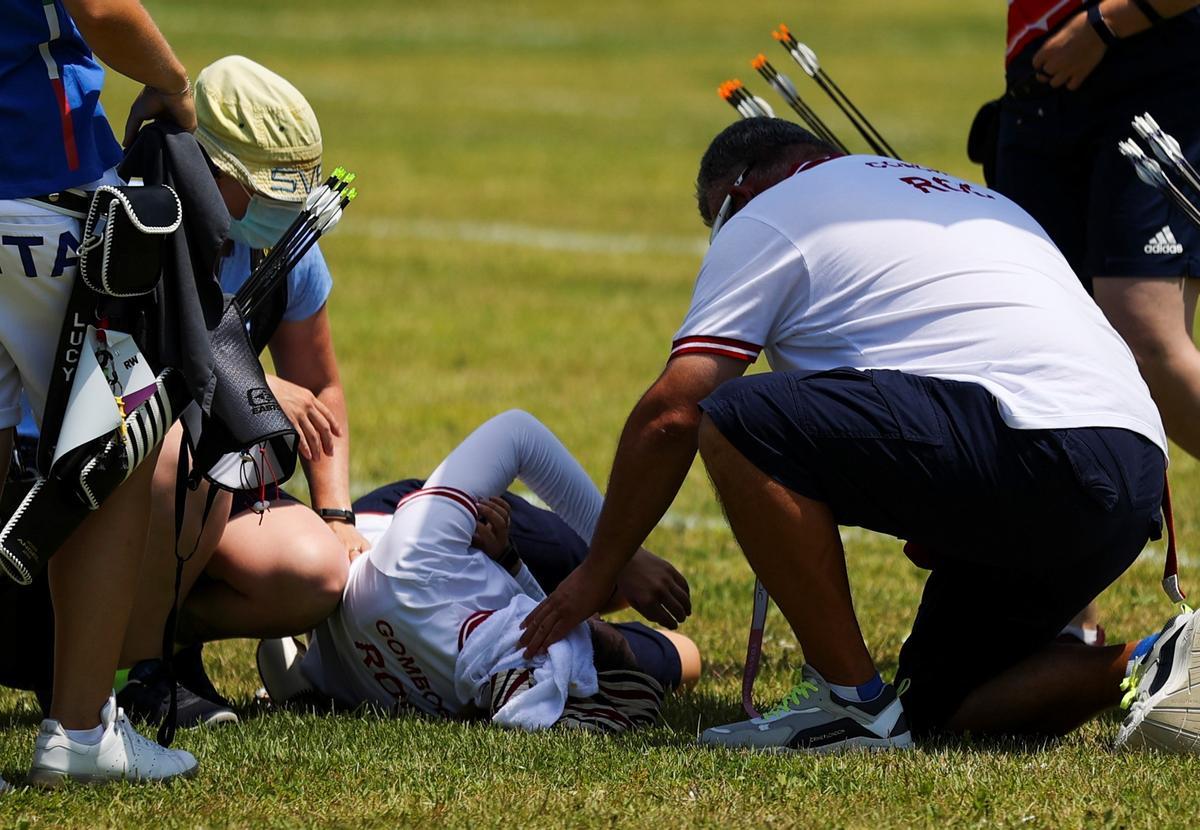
[701,665,912,753]
[1115,606,1200,753]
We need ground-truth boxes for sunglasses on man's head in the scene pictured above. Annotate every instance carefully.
[709,164,752,244]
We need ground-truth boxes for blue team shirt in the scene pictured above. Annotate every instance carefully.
[0,0,123,198]
[218,241,333,322]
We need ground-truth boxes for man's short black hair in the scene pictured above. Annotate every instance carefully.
[696,117,835,225]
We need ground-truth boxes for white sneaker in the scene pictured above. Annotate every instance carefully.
[701,664,912,753]
[255,637,314,704]
[1115,607,1200,753]
[28,693,199,787]
[0,774,9,793]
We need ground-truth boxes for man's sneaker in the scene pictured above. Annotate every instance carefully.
[118,659,238,729]
[28,693,199,787]
[0,774,9,793]
[1115,607,1200,753]
[700,664,912,753]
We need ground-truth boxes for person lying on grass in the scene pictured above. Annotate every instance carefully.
[2,409,699,734]
[256,409,700,732]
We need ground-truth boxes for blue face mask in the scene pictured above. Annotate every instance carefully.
[227,193,303,249]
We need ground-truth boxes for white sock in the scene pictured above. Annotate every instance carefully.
[64,725,104,746]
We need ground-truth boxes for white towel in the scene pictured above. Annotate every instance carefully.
[454,593,597,730]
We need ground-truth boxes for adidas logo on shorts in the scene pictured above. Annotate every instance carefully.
[1145,225,1184,255]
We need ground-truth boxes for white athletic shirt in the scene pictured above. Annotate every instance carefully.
[673,155,1167,455]
[301,410,602,716]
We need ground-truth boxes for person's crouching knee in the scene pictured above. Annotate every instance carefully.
[286,533,348,625]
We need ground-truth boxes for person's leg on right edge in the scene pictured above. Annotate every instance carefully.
[1093,277,1200,458]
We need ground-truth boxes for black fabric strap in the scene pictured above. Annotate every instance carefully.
[28,189,91,217]
[157,438,220,747]
[1087,3,1120,45]
[1132,0,1164,24]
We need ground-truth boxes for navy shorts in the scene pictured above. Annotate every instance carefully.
[995,42,1200,290]
[230,487,300,517]
[355,480,683,691]
[700,367,1165,734]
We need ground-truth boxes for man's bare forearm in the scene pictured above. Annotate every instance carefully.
[64,0,187,92]
[303,385,352,511]
[582,394,701,583]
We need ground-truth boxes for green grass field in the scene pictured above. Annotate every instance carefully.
[4,0,1200,826]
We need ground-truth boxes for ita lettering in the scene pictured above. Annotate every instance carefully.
[0,231,80,277]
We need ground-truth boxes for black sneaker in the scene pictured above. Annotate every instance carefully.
[117,658,239,729]
[173,644,235,710]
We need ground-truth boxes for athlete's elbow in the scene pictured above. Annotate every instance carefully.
[638,397,703,444]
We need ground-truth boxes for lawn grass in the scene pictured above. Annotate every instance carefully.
[4,0,1200,826]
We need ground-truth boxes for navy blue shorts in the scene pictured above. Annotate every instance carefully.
[995,47,1200,290]
[700,367,1165,734]
[230,487,300,517]
[355,480,683,691]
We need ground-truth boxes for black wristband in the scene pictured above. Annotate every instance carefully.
[1132,0,1164,25]
[1087,3,1120,46]
[318,507,356,526]
[497,539,521,574]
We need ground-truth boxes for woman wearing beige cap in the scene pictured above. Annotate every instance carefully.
[111,56,366,727]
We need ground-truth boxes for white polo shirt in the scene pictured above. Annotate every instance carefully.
[673,155,1167,455]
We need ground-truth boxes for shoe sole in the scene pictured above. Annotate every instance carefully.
[27,762,199,789]
[700,731,914,754]
[197,710,239,727]
[1117,613,1200,753]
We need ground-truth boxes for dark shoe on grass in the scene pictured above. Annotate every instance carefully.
[118,658,238,729]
